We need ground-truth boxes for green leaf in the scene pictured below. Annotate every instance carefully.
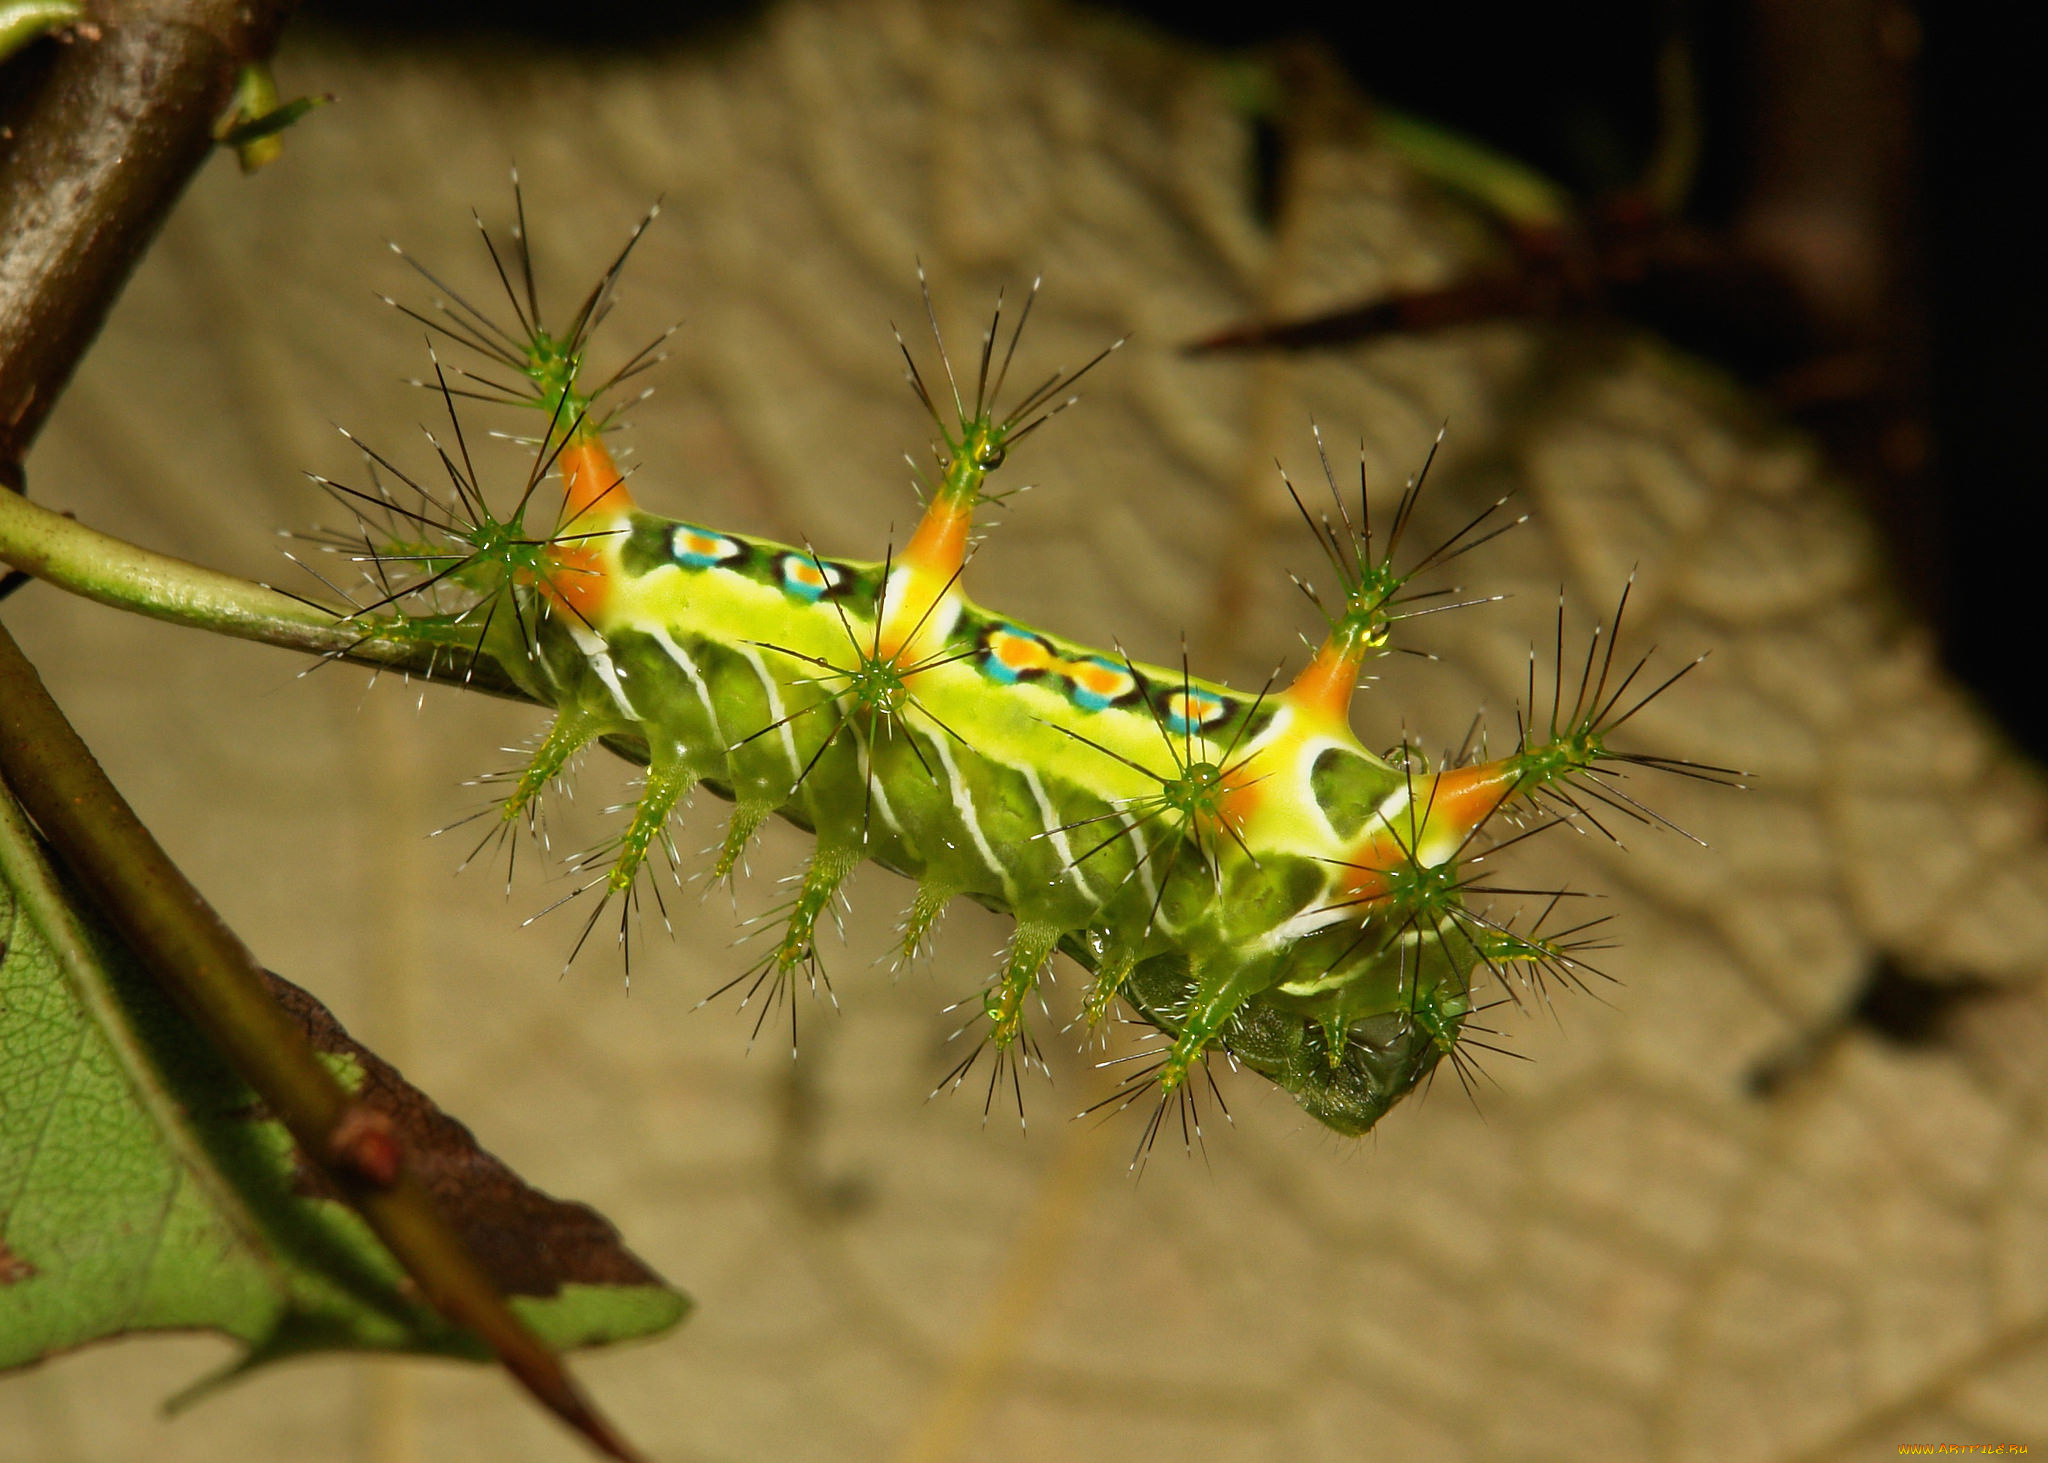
[0,790,687,1380]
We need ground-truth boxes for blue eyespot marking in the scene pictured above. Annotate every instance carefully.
[1066,655,1139,712]
[670,524,743,570]
[1163,686,1229,735]
[778,553,845,603]
[981,625,1056,685]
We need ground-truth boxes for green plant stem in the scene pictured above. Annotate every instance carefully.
[0,620,640,1463]
[1372,104,1573,231]
[0,2,83,65]
[0,485,527,698]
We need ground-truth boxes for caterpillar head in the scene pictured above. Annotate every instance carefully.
[1122,926,1476,1136]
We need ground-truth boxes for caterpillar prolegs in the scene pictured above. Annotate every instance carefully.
[315,197,1730,1150]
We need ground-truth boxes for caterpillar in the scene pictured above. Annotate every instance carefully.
[309,192,1729,1156]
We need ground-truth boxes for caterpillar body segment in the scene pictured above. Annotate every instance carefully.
[326,204,1727,1148]
[453,427,1627,1138]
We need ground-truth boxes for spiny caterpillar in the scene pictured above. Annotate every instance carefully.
[308,192,1728,1156]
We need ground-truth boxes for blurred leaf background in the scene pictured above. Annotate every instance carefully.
[2,1,2044,1459]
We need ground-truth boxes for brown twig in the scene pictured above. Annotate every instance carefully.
[0,1,289,476]
[0,622,644,1462]
[0,4,649,1456]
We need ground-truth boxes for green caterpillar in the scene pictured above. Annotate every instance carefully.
[317,198,1725,1156]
